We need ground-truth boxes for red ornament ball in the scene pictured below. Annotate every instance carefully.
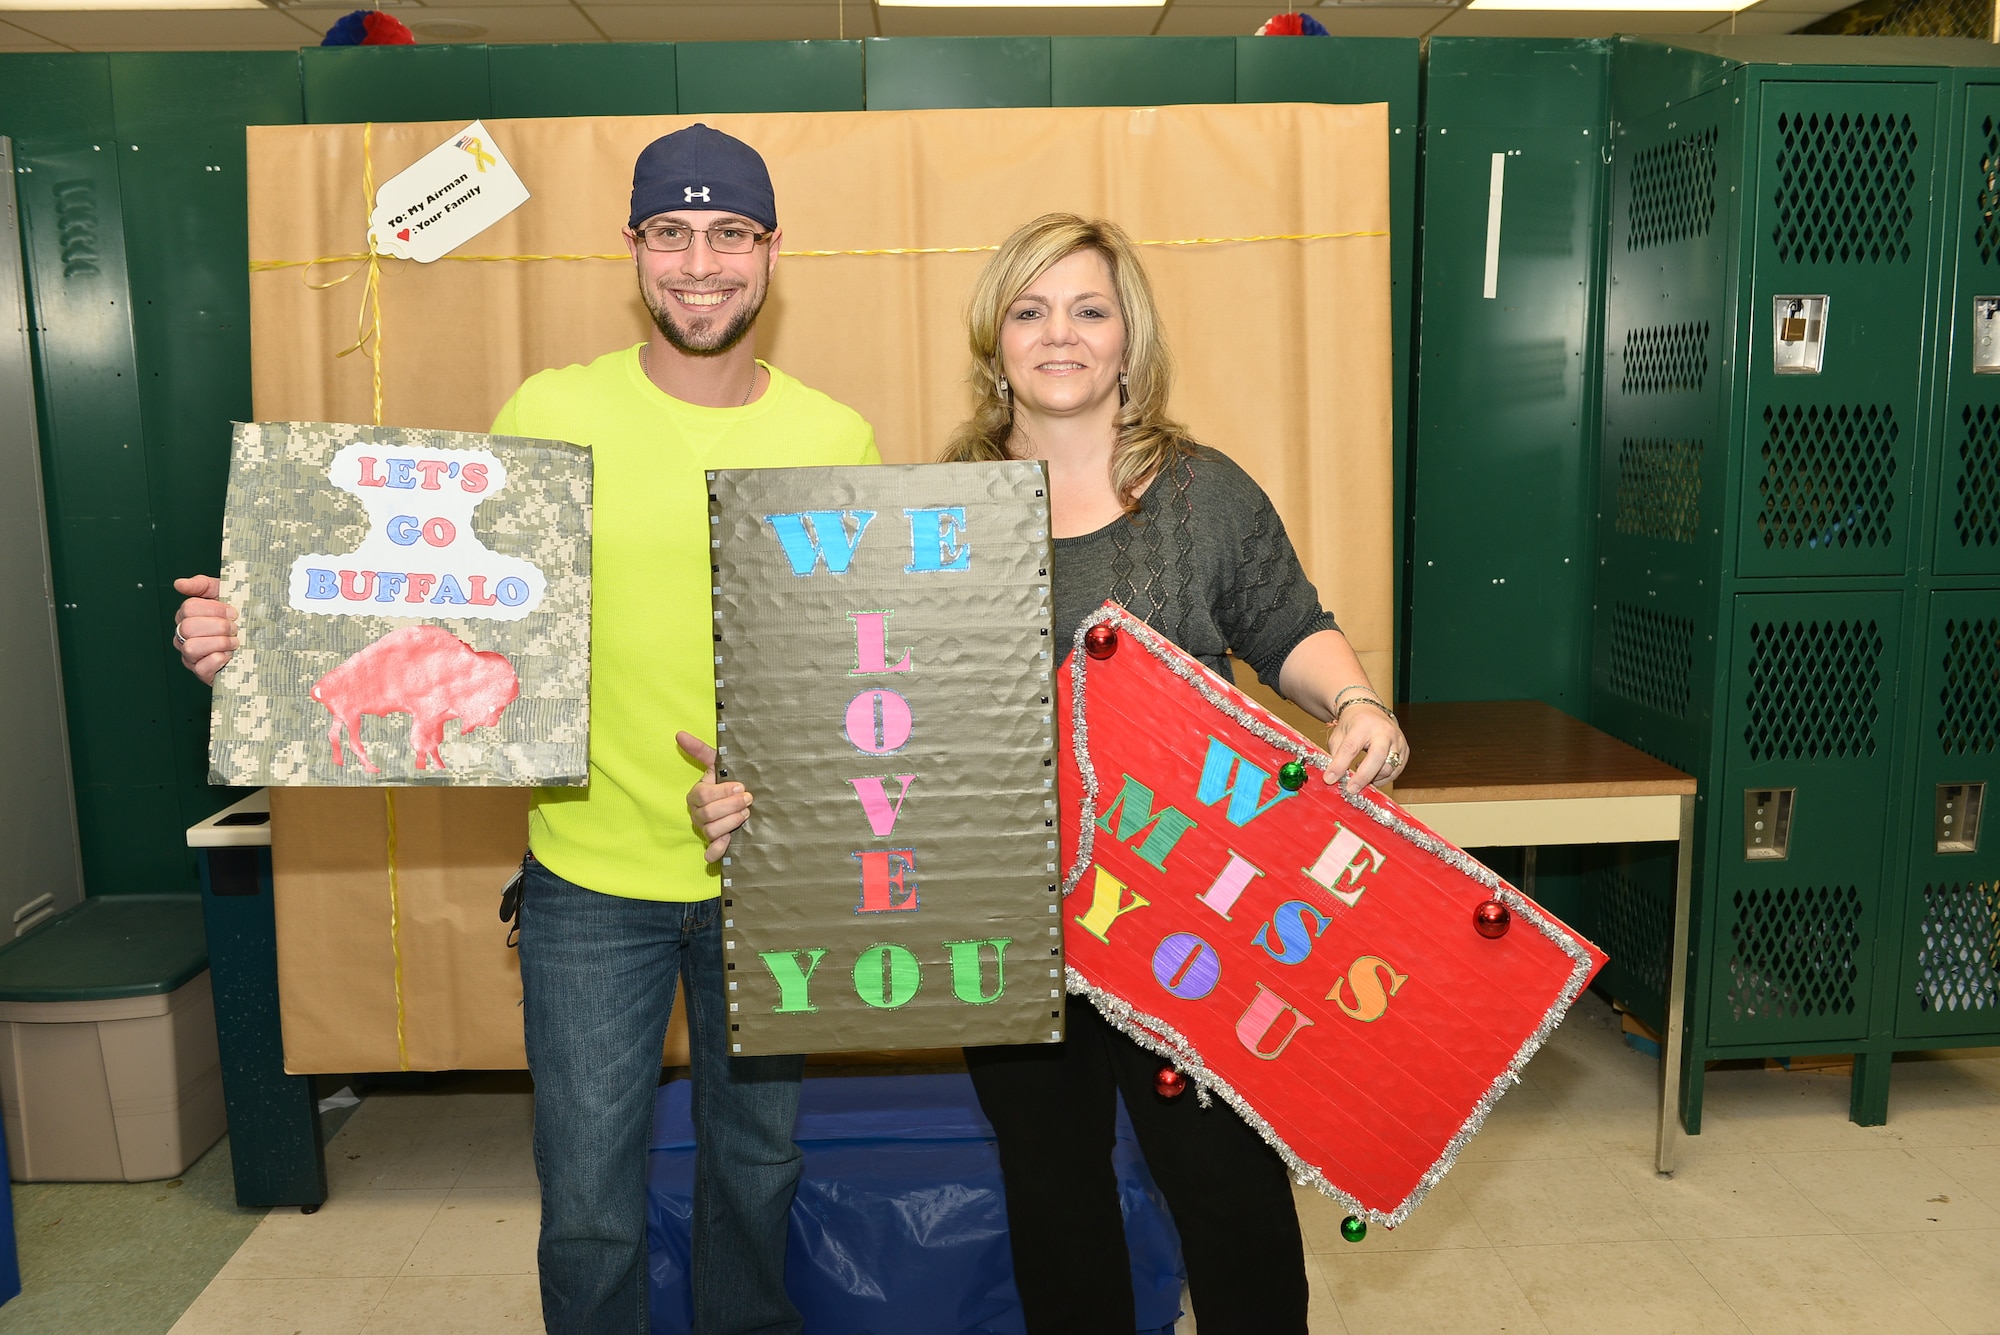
[1473,899,1512,939]
[1153,1065,1188,1100]
[1084,625,1119,659]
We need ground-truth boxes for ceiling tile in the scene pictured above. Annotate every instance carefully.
[583,5,848,39]
[872,6,1160,35]
[1161,8,1440,36]
[1155,7,1270,33]
[1429,8,1723,36]
[0,16,64,49]
[315,0,569,10]
[1738,0,1851,13]
[1702,9,1818,31]
[383,4,603,41]
[2,7,320,49]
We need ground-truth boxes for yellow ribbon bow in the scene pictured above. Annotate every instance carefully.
[457,136,497,173]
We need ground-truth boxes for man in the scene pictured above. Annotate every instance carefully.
[174,125,877,1334]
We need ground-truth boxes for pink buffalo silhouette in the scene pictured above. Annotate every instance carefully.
[311,625,520,773]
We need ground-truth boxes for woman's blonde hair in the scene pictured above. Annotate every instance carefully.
[941,213,1186,511]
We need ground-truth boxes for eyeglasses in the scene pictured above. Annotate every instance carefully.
[631,222,773,254]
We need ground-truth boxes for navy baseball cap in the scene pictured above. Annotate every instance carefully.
[629,124,777,232]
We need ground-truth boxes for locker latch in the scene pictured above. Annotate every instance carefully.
[1975,298,2000,374]
[1743,788,1794,860]
[1935,783,1984,854]
[1773,296,1828,374]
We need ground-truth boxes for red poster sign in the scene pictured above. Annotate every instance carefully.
[1058,604,1607,1225]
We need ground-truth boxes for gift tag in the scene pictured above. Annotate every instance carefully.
[367,121,529,263]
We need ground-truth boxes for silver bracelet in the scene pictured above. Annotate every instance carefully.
[1335,695,1396,726]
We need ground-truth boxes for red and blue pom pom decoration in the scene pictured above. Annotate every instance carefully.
[321,9,416,45]
[1255,12,1331,35]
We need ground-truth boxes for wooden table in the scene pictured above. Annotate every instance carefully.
[1391,700,1698,1174]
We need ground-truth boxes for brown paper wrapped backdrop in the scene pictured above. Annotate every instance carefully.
[256,103,1391,1073]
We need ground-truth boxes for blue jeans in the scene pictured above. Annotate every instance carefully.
[519,856,806,1335]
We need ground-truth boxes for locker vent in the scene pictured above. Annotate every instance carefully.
[1976,115,2000,265]
[1772,110,1918,264]
[1621,322,1710,395]
[1953,404,2000,547]
[1628,124,1718,251]
[1744,618,1883,761]
[1608,603,1694,718]
[1915,881,2000,1013]
[1726,885,1864,1022]
[1755,403,1899,551]
[1938,618,2000,755]
[1614,437,1704,544]
[1595,862,1672,1007]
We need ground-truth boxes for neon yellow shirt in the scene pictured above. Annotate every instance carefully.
[492,346,878,901]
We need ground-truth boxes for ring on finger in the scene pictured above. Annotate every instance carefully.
[173,630,187,649]
[1385,749,1402,770]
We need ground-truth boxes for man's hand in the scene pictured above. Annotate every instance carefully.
[172,575,239,685]
[680,731,753,864]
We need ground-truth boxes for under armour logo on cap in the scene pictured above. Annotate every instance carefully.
[629,124,777,231]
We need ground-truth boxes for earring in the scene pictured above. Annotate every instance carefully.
[1118,370,1129,406]
[998,374,1011,406]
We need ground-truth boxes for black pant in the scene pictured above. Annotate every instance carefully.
[965,1001,1309,1335]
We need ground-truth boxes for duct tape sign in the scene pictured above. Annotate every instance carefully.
[209,421,591,786]
[708,462,1061,1055]
[1058,604,1607,1225]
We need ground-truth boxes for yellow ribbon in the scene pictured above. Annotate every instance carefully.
[384,788,410,1072]
[457,135,497,174]
[252,224,1387,437]
[251,229,1388,274]
[313,122,387,430]
[786,231,1390,257]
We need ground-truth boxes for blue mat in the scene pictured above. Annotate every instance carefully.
[647,1072,1185,1335]
[0,1104,17,1309]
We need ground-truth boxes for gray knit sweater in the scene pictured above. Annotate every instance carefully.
[1052,444,1338,684]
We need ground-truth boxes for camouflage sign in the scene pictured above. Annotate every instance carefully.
[209,421,591,786]
[711,462,1059,1054]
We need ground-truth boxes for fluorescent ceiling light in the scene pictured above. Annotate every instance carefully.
[878,1,1165,8]
[1468,0,1755,10]
[0,0,268,8]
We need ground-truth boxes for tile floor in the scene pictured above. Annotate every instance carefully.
[171,1087,540,1335]
[0,1133,264,1335]
[133,991,2000,1333]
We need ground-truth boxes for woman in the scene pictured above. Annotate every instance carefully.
[691,214,1407,1334]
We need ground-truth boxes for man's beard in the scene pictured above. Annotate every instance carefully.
[642,277,765,356]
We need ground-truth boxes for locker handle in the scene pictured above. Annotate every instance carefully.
[1935,783,1984,855]
[1744,788,1794,861]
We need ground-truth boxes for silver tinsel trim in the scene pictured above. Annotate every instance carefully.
[1061,603,1600,1229]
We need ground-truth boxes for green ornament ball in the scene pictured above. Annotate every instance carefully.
[1278,760,1309,792]
[1340,1215,1367,1244]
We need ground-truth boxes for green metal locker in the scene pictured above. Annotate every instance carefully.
[1590,35,2000,1131]
[1895,592,2000,1040]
